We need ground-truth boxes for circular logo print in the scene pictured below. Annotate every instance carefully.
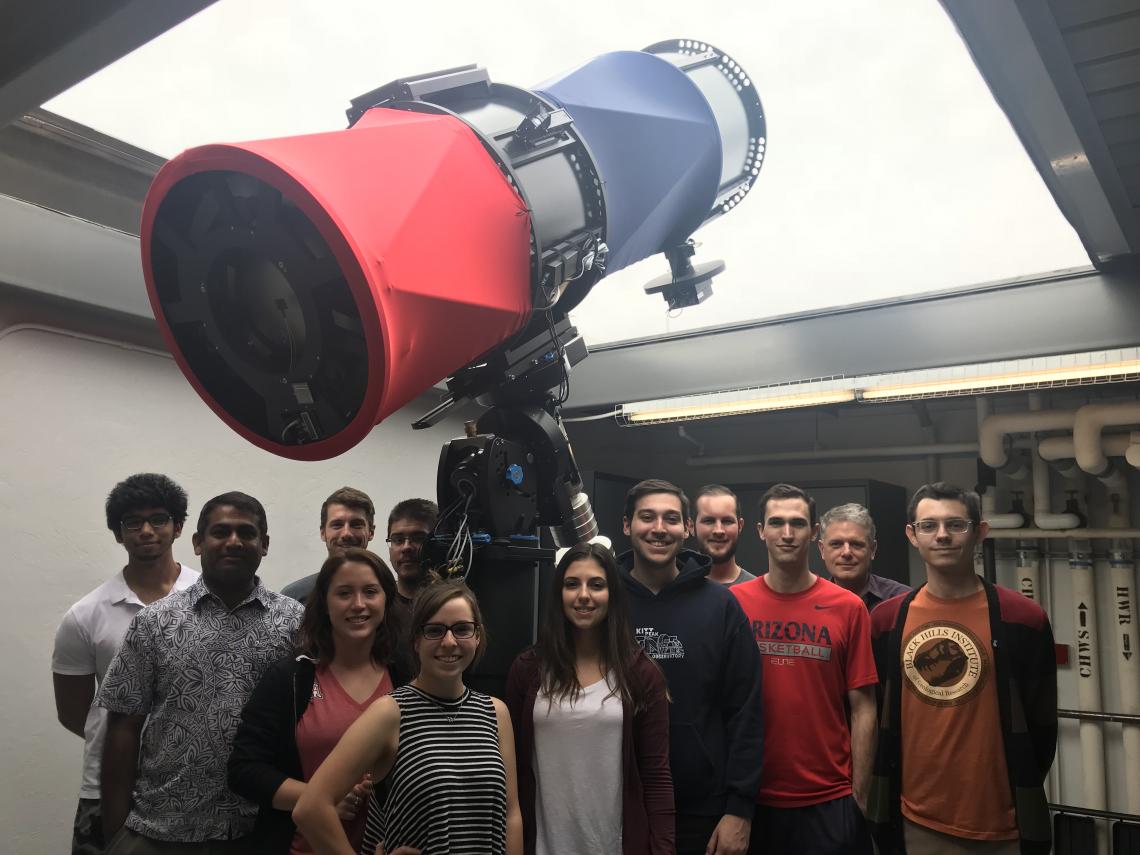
[902,621,987,706]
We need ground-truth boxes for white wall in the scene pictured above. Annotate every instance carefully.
[0,324,474,854]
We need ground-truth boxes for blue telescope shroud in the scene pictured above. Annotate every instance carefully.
[538,51,724,275]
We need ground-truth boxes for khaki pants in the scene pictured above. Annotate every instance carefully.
[903,819,1020,855]
[105,828,247,855]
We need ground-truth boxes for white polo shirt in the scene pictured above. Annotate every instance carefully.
[51,564,199,799]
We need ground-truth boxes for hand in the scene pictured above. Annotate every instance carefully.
[336,773,373,821]
[853,788,868,816]
[375,842,422,855]
[706,814,751,855]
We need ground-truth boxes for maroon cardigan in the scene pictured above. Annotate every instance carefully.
[505,647,675,855]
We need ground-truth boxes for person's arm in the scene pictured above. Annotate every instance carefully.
[53,673,95,737]
[632,661,675,855]
[294,696,399,855]
[228,657,302,808]
[847,685,877,813]
[101,711,145,838]
[95,612,157,840]
[1024,614,1059,780]
[712,599,763,855]
[493,698,524,855]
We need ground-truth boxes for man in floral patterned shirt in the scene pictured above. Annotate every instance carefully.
[98,491,303,853]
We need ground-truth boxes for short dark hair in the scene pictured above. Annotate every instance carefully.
[907,482,982,526]
[296,548,399,666]
[408,581,487,672]
[388,498,439,533]
[196,492,268,538]
[106,474,189,540]
[758,483,817,527]
[320,486,375,528]
[693,484,741,519]
[623,479,690,522]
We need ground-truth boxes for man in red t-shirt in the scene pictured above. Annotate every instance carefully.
[732,484,877,855]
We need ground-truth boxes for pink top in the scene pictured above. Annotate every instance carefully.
[291,665,394,855]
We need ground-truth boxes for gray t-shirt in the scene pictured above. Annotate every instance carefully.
[725,567,757,587]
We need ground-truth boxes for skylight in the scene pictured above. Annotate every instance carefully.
[45,0,1090,346]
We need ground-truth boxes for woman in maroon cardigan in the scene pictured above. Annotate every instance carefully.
[505,542,673,855]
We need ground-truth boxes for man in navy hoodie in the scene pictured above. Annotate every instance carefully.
[620,479,764,855]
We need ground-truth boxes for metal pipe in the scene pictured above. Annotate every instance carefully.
[1048,803,1140,823]
[683,442,979,467]
[988,529,1140,539]
[1058,709,1140,725]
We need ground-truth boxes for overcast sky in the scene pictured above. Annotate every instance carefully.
[47,0,1090,345]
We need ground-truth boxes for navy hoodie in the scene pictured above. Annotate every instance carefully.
[619,548,764,819]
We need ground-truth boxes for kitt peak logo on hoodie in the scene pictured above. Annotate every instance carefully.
[636,627,685,660]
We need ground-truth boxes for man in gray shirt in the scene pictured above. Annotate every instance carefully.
[98,491,303,853]
[818,503,910,611]
[693,484,757,587]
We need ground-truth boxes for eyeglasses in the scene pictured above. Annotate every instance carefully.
[911,518,973,535]
[386,533,430,547]
[121,513,173,532]
[420,621,478,641]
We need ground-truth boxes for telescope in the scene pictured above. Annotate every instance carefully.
[140,39,765,681]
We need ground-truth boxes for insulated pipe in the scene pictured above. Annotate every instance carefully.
[1032,442,1082,530]
[1015,542,1040,602]
[1073,402,1140,477]
[978,407,1077,469]
[1038,433,1134,463]
[982,491,1026,529]
[1070,541,1108,815]
[1027,394,1083,530]
[1105,487,1140,813]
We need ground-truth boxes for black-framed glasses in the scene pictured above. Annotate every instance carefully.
[386,532,430,547]
[911,518,973,535]
[121,513,173,532]
[420,621,478,641]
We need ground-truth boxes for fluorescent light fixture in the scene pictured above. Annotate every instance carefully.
[858,347,1140,402]
[619,377,855,425]
[616,348,1140,425]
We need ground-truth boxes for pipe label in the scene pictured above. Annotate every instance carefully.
[1019,576,1036,601]
[1077,602,1094,678]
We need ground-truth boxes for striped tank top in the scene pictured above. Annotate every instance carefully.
[361,685,507,855]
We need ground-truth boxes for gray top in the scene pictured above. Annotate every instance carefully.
[861,573,912,612]
[98,577,302,842]
[725,567,758,587]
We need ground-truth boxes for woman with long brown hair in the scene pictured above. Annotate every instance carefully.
[228,548,411,855]
[294,580,522,855]
[505,542,674,855]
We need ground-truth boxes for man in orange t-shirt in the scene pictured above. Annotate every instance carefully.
[868,483,1057,855]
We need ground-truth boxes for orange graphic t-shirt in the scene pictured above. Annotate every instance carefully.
[899,587,1018,841]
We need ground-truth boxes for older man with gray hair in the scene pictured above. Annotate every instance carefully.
[818,503,910,611]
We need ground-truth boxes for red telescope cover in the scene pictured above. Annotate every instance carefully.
[141,108,533,460]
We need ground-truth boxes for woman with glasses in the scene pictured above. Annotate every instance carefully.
[228,548,411,855]
[295,580,523,855]
[505,542,674,855]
